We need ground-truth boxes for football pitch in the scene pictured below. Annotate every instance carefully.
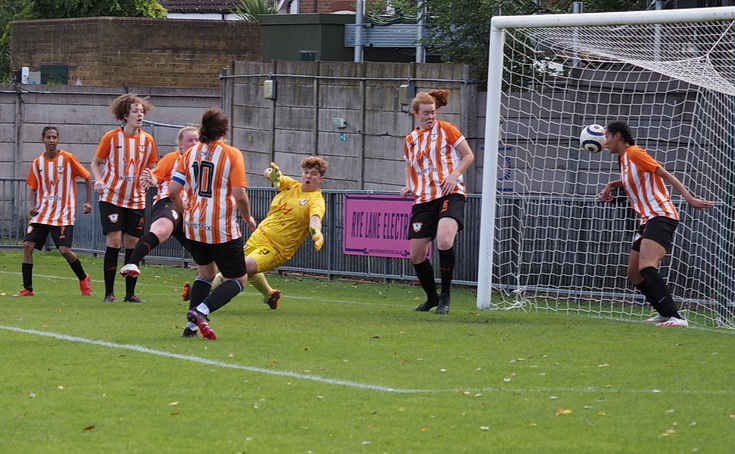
[1,250,734,453]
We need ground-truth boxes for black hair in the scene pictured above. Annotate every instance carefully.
[606,121,635,146]
[42,126,59,138]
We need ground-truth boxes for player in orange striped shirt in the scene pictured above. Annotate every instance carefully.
[13,126,93,297]
[92,94,158,303]
[169,108,257,339]
[598,121,714,327]
[119,126,200,297]
[401,89,475,315]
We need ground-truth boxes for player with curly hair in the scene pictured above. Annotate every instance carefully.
[91,94,158,303]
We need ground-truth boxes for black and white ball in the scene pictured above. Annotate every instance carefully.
[580,124,606,153]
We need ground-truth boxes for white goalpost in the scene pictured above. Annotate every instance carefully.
[478,6,735,329]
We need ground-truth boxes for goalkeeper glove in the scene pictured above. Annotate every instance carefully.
[310,226,324,252]
[267,161,281,188]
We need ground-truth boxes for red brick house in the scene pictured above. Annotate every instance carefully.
[159,0,356,18]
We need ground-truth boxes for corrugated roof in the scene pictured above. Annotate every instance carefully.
[160,0,242,14]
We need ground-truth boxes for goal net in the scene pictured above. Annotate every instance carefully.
[478,6,735,329]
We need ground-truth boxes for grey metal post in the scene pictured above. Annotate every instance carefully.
[354,0,364,62]
[416,2,427,63]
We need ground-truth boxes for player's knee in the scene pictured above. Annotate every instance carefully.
[59,247,76,261]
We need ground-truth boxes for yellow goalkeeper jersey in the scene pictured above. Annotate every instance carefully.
[250,175,325,259]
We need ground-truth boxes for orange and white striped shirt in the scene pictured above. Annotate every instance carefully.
[620,145,679,224]
[152,150,187,205]
[172,140,248,244]
[95,127,158,210]
[26,150,90,226]
[404,120,467,204]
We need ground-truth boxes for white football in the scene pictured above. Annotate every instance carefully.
[580,124,606,153]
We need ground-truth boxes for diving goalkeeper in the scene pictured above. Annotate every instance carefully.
[208,156,328,309]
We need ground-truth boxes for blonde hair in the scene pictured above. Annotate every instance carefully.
[409,89,450,115]
[177,126,200,145]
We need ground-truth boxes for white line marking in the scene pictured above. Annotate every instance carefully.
[1,325,732,395]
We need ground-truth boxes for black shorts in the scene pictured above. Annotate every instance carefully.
[632,216,679,253]
[188,237,246,279]
[151,198,189,250]
[24,224,74,250]
[407,193,466,240]
[98,201,145,238]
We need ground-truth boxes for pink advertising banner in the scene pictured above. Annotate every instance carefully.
[343,194,414,258]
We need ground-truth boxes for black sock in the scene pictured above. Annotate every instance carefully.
[69,258,86,281]
[124,248,138,297]
[439,247,455,296]
[413,259,438,303]
[129,232,160,265]
[103,247,120,295]
[201,279,242,314]
[22,263,33,291]
[634,280,660,312]
[640,266,682,319]
[190,278,213,310]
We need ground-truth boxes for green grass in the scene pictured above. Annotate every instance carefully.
[1,250,734,453]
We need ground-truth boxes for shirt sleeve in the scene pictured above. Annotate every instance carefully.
[25,160,39,190]
[153,152,176,182]
[309,194,326,219]
[171,150,189,186]
[146,133,159,165]
[66,152,91,180]
[630,147,661,173]
[442,122,466,148]
[228,148,248,188]
[95,130,113,159]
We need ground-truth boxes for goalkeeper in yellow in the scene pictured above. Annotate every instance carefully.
[210,156,328,309]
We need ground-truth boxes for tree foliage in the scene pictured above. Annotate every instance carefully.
[419,0,650,89]
[1,0,166,82]
[28,0,167,19]
[0,0,32,83]
[231,0,279,21]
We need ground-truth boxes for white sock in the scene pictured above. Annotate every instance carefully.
[196,303,210,316]
[187,322,197,330]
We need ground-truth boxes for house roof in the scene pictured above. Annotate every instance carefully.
[160,0,242,14]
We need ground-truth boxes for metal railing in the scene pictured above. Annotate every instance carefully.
[2,178,731,316]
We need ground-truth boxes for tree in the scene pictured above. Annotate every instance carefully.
[0,0,166,82]
[28,0,167,19]
[0,0,32,83]
[420,0,650,89]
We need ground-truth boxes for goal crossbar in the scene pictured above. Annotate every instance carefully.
[490,6,735,30]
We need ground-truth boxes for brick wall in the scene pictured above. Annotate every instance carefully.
[11,17,262,89]
[292,0,353,13]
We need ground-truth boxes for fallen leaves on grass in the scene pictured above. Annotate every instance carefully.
[556,408,572,416]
